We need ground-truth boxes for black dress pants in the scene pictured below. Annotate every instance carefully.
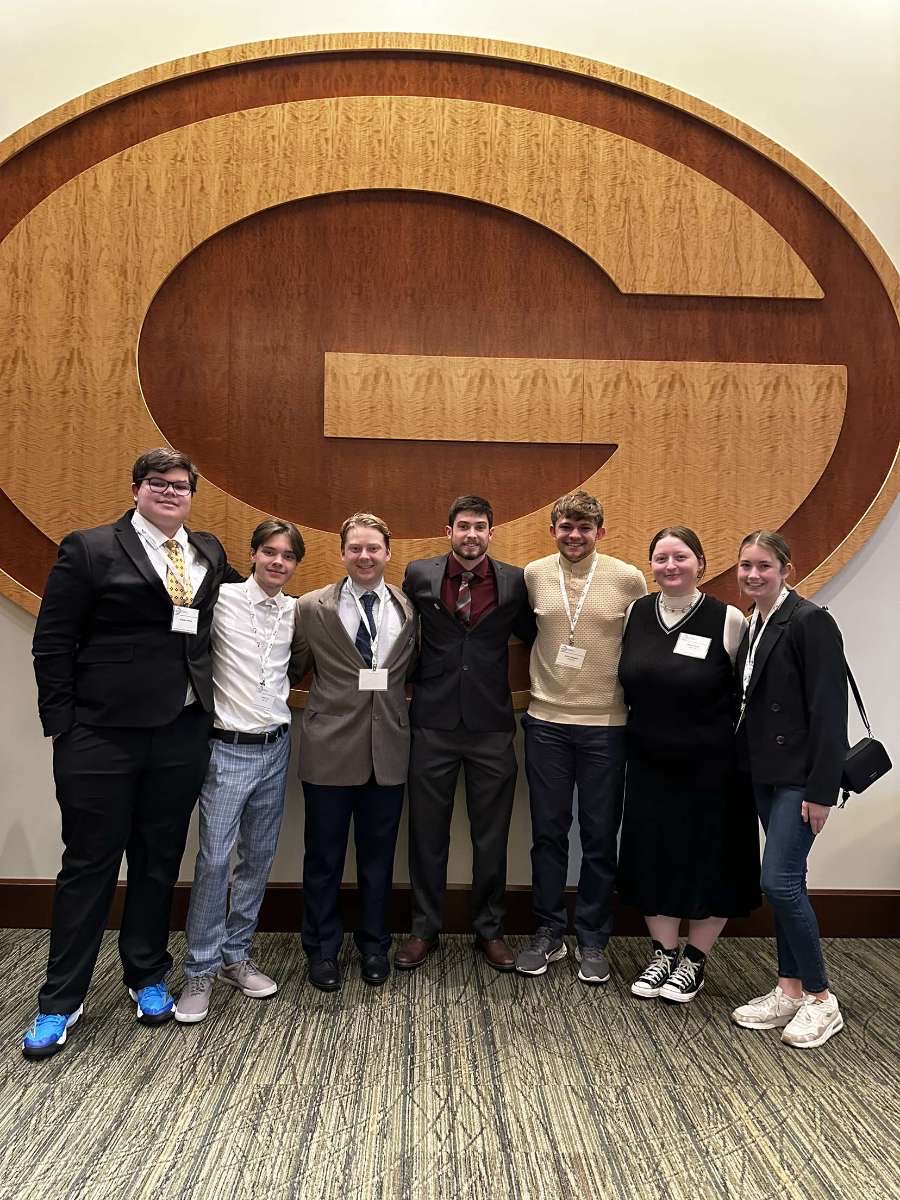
[39,703,212,1014]
[407,724,517,940]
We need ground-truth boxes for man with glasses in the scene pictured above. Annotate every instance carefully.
[24,448,240,1058]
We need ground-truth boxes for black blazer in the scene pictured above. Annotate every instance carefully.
[33,509,240,736]
[735,590,848,807]
[403,554,536,732]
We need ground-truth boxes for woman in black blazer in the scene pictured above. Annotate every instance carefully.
[730,531,848,1049]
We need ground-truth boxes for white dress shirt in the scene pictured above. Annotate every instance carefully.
[338,576,404,668]
[131,510,209,705]
[211,576,297,733]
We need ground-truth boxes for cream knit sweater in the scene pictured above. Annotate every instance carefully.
[525,551,647,725]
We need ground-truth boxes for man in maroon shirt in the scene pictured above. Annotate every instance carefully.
[396,496,536,971]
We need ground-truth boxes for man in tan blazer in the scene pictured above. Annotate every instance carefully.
[292,512,416,991]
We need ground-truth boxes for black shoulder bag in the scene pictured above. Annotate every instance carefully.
[841,664,892,805]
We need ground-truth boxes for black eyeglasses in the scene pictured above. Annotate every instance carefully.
[143,477,192,496]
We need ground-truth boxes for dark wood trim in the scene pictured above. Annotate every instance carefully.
[2,880,897,937]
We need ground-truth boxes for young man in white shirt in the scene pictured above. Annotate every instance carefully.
[175,519,305,1023]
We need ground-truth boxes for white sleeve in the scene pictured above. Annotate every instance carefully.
[624,599,637,629]
[723,605,748,662]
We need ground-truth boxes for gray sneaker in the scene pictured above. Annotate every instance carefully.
[575,944,611,985]
[515,927,568,976]
[175,975,213,1024]
[218,959,278,998]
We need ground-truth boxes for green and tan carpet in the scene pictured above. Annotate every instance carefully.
[0,931,897,1200]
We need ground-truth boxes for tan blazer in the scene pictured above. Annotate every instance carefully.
[292,580,417,786]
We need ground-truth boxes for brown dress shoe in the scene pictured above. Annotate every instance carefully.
[394,936,437,970]
[475,937,515,972]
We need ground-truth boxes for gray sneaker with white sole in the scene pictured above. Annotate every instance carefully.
[515,928,568,976]
[175,975,213,1024]
[218,959,278,998]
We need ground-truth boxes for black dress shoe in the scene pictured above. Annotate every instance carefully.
[361,954,390,986]
[308,958,341,992]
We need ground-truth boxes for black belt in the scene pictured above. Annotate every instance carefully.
[211,724,289,746]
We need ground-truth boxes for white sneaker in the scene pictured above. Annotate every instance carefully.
[731,986,803,1030]
[781,993,844,1048]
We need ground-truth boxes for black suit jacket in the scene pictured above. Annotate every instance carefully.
[403,554,536,732]
[33,509,240,736]
[735,590,848,807]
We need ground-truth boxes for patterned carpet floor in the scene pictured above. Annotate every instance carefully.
[0,931,897,1200]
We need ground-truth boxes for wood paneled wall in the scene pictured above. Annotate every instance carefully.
[0,35,896,613]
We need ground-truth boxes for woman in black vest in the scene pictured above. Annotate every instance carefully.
[730,530,847,1048]
[618,527,759,1002]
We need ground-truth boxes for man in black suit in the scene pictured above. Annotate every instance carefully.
[23,448,240,1059]
[396,496,536,971]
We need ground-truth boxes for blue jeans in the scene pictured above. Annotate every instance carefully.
[754,782,829,993]
[522,715,626,947]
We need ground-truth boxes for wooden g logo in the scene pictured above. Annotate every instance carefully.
[0,34,896,609]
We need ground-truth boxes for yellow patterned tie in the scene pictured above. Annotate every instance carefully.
[163,539,193,606]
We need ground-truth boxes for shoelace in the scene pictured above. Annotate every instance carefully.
[667,958,699,989]
[186,976,210,996]
[790,996,824,1027]
[638,951,674,987]
[529,927,557,954]
[239,959,263,980]
[27,1013,65,1037]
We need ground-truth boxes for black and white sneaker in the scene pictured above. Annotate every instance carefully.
[631,943,679,998]
[659,953,705,1003]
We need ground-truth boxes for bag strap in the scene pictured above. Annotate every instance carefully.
[845,662,872,738]
[820,606,872,737]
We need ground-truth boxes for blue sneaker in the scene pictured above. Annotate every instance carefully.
[22,1005,83,1059]
[129,983,175,1025]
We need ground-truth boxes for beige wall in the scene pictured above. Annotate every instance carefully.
[1,0,897,890]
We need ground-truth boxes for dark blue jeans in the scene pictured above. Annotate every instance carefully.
[522,715,626,947]
[754,782,829,993]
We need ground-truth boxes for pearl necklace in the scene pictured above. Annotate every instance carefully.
[658,589,701,617]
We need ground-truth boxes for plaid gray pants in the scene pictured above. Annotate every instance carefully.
[184,734,290,976]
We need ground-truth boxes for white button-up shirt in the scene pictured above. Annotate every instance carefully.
[338,576,404,668]
[211,576,297,733]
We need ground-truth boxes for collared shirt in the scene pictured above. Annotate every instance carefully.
[338,576,404,667]
[211,576,297,733]
[440,554,498,625]
[131,510,209,706]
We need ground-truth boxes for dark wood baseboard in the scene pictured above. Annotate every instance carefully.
[1,880,897,937]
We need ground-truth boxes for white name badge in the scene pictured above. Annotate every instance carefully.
[359,668,389,691]
[171,606,199,635]
[555,643,587,670]
[256,683,278,712]
[674,632,711,659]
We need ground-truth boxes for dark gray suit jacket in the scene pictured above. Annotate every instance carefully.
[403,554,535,733]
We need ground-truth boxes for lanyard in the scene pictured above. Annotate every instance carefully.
[136,527,193,602]
[557,554,599,645]
[245,589,288,686]
[349,582,391,670]
[738,586,790,720]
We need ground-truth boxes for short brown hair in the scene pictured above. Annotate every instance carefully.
[648,526,707,581]
[132,448,199,493]
[550,490,604,528]
[340,512,391,551]
[250,518,305,562]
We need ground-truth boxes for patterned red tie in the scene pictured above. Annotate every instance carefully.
[455,571,474,624]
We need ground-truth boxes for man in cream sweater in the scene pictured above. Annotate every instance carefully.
[516,491,647,984]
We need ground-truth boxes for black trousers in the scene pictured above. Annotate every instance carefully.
[301,777,405,961]
[407,724,517,941]
[39,704,212,1014]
